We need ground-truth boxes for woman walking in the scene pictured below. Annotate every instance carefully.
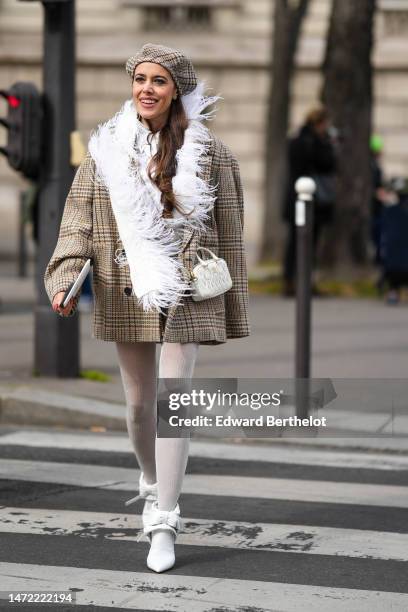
[44,43,250,573]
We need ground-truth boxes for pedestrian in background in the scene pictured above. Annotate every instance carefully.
[44,44,250,573]
[370,134,387,267]
[379,177,408,305]
[282,106,337,297]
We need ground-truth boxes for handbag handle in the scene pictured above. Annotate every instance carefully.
[195,246,219,265]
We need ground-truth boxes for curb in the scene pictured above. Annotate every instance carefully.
[0,385,407,454]
[0,385,126,432]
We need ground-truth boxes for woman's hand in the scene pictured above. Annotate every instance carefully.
[52,291,76,317]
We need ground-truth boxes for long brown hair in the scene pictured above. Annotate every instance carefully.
[146,97,189,219]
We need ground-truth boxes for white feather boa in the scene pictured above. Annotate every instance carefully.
[88,82,220,313]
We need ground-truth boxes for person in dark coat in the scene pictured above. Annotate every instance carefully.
[379,182,408,304]
[282,106,337,296]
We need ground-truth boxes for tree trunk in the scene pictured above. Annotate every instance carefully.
[259,0,309,262]
[321,0,376,269]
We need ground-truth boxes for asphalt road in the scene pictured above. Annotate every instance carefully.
[0,425,408,611]
[1,295,408,382]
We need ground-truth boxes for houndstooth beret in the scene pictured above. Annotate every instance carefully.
[125,43,198,96]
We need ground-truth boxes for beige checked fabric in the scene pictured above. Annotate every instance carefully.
[44,134,250,346]
[125,43,197,96]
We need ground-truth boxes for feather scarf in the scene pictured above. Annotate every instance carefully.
[88,82,221,313]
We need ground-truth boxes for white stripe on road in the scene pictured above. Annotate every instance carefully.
[1,459,408,508]
[1,506,407,561]
[2,429,408,471]
[1,563,407,612]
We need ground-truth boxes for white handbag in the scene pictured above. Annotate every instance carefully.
[190,247,233,302]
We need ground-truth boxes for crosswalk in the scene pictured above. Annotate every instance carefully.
[0,428,408,611]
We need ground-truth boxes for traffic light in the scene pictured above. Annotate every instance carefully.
[0,82,43,180]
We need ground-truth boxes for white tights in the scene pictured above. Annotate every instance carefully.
[115,340,199,512]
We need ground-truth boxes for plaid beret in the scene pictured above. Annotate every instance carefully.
[125,43,198,96]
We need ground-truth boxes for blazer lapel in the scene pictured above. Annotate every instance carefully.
[178,151,212,253]
[180,224,195,253]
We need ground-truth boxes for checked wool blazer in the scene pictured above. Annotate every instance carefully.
[44,133,250,345]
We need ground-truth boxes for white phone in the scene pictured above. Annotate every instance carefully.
[60,259,92,308]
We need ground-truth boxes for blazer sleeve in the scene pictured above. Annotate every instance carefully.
[43,151,95,309]
[214,145,250,339]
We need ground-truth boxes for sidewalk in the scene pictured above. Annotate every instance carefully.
[1,263,408,453]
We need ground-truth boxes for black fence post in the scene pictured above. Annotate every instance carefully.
[33,0,79,377]
[295,177,316,418]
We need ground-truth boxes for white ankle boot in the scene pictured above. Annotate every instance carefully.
[143,501,182,573]
[125,472,158,525]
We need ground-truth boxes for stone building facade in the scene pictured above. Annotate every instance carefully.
[0,0,407,264]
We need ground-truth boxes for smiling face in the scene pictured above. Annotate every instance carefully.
[132,62,178,131]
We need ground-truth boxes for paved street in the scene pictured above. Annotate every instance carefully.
[1,290,408,387]
[1,261,408,385]
[1,290,408,443]
[0,426,408,611]
[1,268,408,609]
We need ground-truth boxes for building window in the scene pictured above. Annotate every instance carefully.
[143,6,211,31]
[379,0,408,35]
[379,0,408,8]
[121,0,241,31]
[384,12,408,35]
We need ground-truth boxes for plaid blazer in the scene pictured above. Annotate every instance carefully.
[44,133,250,345]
